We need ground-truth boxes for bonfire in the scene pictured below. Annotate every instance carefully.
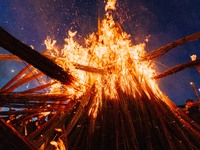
[0,0,200,149]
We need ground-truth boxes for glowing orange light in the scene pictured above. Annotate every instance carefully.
[45,0,166,120]
[105,0,117,11]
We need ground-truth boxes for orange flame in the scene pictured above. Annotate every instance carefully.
[105,0,117,11]
[50,138,66,150]
[45,0,166,119]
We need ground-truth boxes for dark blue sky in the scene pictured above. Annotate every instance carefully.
[1,0,200,105]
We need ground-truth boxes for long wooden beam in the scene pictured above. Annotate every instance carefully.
[144,32,200,60]
[0,27,73,84]
[153,58,200,79]
[0,54,22,61]
[0,54,105,74]
[0,93,70,101]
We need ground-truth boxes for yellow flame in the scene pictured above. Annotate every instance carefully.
[45,0,165,119]
[50,138,66,150]
[105,0,117,11]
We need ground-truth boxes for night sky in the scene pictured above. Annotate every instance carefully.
[1,0,200,105]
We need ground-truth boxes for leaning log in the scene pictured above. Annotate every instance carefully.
[0,54,22,61]
[0,119,36,150]
[0,27,73,84]
[144,32,200,60]
[0,64,32,91]
[153,58,200,79]
[0,93,71,101]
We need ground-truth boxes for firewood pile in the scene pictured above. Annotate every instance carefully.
[0,23,200,150]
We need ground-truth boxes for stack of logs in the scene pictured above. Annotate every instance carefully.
[0,28,200,149]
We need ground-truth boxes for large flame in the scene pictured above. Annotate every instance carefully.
[45,0,166,119]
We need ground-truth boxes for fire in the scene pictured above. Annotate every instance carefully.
[105,0,117,11]
[45,0,165,119]
[50,138,66,150]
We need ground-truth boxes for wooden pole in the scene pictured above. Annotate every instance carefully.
[0,93,70,101]
[144,32,200,60]
[153,58,200,79]
[0,27,73,84]
[0,54,22,61]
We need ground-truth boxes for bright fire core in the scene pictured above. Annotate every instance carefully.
[45,0,164,118]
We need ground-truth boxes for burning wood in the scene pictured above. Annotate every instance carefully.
[153,58,200,79]
[0,27,73,85]
[0,54,22,61]
[3,72,44,92]
[144,32,200,60]
[0,93,71,101]
[0,64,32,91]
[20,81,57,93]
[73,63,105,74]
[0,0,200,149]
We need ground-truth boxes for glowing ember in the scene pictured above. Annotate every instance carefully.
[45,0,165,119]
[190,54,197,61]
[105,0,117,11]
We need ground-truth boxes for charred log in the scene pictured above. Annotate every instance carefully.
[0,27,73,84]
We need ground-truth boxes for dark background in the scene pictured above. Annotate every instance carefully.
[1,0,200,105]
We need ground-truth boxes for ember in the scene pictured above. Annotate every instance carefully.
[0,0,200,150]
